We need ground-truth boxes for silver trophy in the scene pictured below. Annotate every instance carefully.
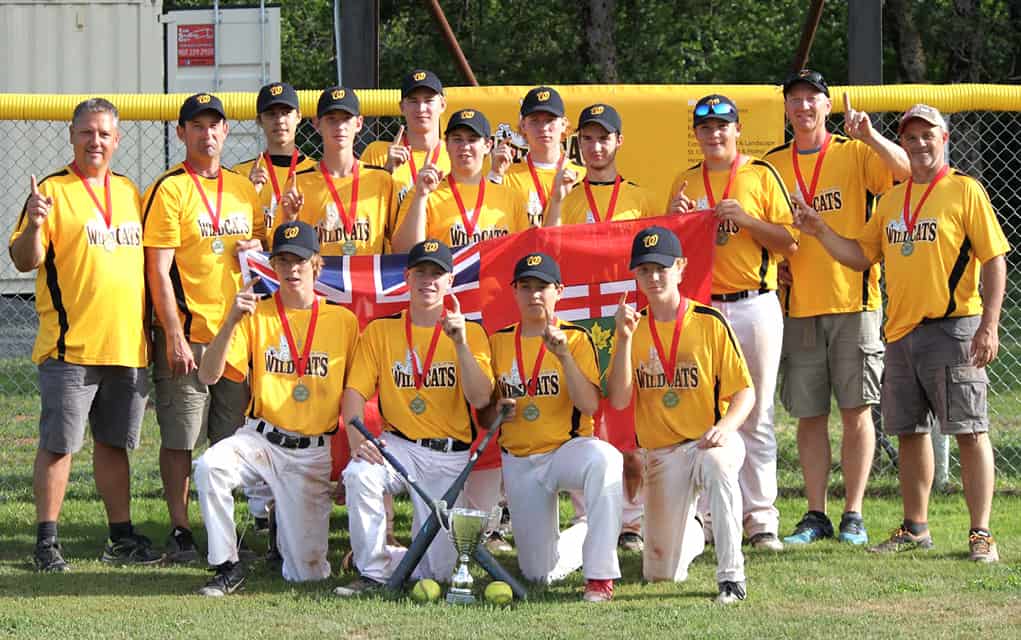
[436,501,500,604]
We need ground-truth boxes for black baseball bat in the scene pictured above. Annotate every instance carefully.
[348,417,438,507]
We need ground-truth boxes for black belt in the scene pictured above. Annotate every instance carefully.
[711,288,771,302]
[389,428,471,453]
[255,421,326,449]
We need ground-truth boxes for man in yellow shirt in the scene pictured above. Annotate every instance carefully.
[335,239,495,595]
[763,70,909,546]
[487,253,622,602]
[10,98,160,572]
[607,226,754,604]
[193,220,359,595]
[795,104,1008,563]
[143,92,264,562]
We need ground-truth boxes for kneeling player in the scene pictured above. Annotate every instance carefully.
[488,253,623,602]
[607,227,755,605]
[194,221,359,595]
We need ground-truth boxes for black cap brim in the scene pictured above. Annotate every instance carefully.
[579,117,619,133]
[260,97,298,112]
[629,253,678,270]
[408,256,452,272]
[512,270,559,284]
[271,243,316,260]
[783,78,829,96]
[522,104,564,117]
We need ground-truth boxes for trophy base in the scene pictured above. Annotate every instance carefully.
[445,589,476,605]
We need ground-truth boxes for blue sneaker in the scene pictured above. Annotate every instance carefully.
[838,513,869,545]
[783,511,834,545]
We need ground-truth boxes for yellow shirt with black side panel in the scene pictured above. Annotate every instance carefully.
[142,163,263,344]
[626,302,752,450]
[293,162,394,256]
[393,177,529,248]
[490,319,601,456]
[503,157,587,227]
[763,135,891,317]
[345,310,494,443]
[8,166,147,367]
[233,153,318,248]
[668,159,796,295]
[559,177,657,226]
[223,297,359,436]
[854,168,1010,343]
[361,140,453,215]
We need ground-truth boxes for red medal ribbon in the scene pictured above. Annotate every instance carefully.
[447,174,486,238]
[320,160,360,238]
[513,323,549,399]
[406,136,441,183]
[582,175,622,223]
[274,293,319,380]
[183,162,224,234]
[404,309,445,392]
[701,155,741,208]
[902,165,950,238]
[70,163,113,232]
[791,133,832,204]
[526,153,566,211]
[264,148,300,207]
[648,300,688,388]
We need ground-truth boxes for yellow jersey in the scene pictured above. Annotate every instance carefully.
[9,167,147,367]
[293,161,395,256]
[559,177,657,226]
[668,159,796,295]
[361,140,453,215]
[345,309,494,443]
[490,319,601,456]
[223,297,359,436]
[626,302,752,449]
[763,135,891,316]
[855,168,1010,343]
[502,155,587,227]
[233,152,318,247]
[142,163,263,344]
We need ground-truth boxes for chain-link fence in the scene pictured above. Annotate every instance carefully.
[2,100,1019,487]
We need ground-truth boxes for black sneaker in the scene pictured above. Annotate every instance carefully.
[34,539,70,573]
[716,580,747,605]
[166,527,199,563]
[101,533,164,565]
[618,531,644,552]
[838,513,869,545]
[783,511,834,546]
[198,561,246,597]
[253,516,270,535]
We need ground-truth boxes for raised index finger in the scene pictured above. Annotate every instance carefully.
[448,291,461,313]
[394,125,405,144]
[618,292,628,307]
[676,179,689,196]
[242,275,261,292]
[255,153,264,171]
[843,92,852,115]
[31,175,39,196]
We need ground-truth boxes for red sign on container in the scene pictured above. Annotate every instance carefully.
[178,24,215,66]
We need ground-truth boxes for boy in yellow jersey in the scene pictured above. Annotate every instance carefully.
[794,104,1008,564]
[233,82,317,244]
[391,109,528,252]
[763,70,909,547]
[279,87,394,256]
[10,98,161,572]
[335,239,495,595]
[666,94,797,552]
[489,87,586,227]
[192,221,359,595]
[545,103,656,227]
[486,253,622,602]
[143,92,264,563]
[607,227,754,605]
[361,69,452,212]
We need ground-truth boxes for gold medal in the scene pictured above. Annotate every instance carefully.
[662,390,680,408]
[715,230,729,246]
[211,238,225,255]
[901,240,914,257]
[102,235,116,252]
[342,240,357,256]
[522,403,540,422]
[409,395,427,415]
[293,383,310,402]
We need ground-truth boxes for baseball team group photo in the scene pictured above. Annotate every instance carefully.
[1,1,1020,638]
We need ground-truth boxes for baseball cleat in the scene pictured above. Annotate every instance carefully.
[617,532,644,553]
[33,539,70,573]
[582,579,614,603]
[333,575,384,598]
[837,513,869,545]
[968,532,999,563]
[165,527,200,564]
[868,526,933,554]
[783,511,834,545]
[101,533,164,565]
[748,532,784,552]
[715,581,746,605]
[485,531,513,554]
[198,561,245,597]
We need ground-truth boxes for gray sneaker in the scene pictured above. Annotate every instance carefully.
[333,575,384,598]
[868,527,934,554]
[34,539,70,573]
[716,580,746,605]
[749,532,784,552]
[198,561,245,597]
[166,527,200,563]
[101,533,164,565]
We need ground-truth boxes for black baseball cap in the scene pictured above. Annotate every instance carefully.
[401,69,444,98]
[317,86,360,118]
[782,69,830,97]
[178,92,226,126]
[257,82,300,113]
[271,221,319,259]
[629,226,684,269]
[512,252,561,284]
[521,87,565,117]
[578,103,622,134]
[692,94,739,126]
[407,239,453,272]
[444,108,491,138]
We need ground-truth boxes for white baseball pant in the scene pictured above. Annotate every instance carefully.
[710,291,783,537]
[194,418,334,582]
[644,436,746,583]
[343,435,468,582]
[571,452,644,534]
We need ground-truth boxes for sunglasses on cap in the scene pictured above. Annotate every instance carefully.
[694,102,736,118]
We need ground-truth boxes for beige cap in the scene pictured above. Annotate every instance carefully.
[898,104,948,134]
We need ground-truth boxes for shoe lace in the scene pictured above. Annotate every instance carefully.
[969,533,992,552]
[586,579,614,597]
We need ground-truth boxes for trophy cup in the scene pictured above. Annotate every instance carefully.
[437,502,500,604]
